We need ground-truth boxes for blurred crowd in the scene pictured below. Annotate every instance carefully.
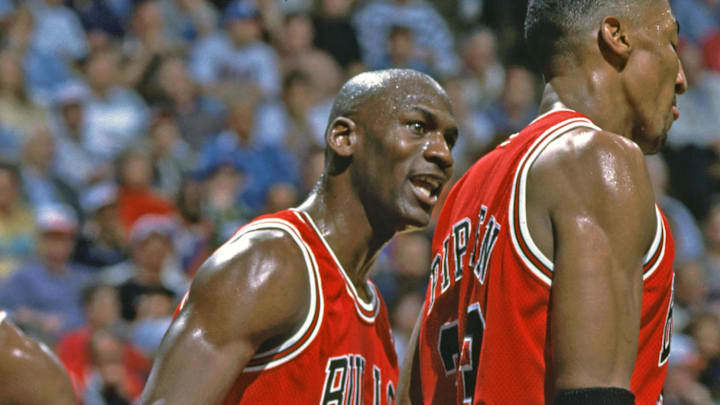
[0,0,717,403]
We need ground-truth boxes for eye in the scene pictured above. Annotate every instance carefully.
[408,121,426,134]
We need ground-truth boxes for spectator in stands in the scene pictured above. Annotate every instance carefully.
[57,284,150,398]
[154,56,226,150]
[0,50,50,156]
[374,25,432,74]
[51,82,111,190]
[476,65,538,145]
[83,329,146,405]
[189,0,281,99]
[74,183,128,269]
[0,205,94,342]
[157,0,219,42]
[0,161,34,279]
[391,291,424,362]
[255,70,323,152]
[373,231,432,309]
[458,28,505,113]
[646,154,705,266]
[199,95,299,212]
[203,159,252,242]
[20,125,81,214]
[274,12,341,85]
[352,0,460,77]
[30,0,89,62]
[82,49,150,160]
[688,313,720,399]
[72,0,132,48]
[704,202,720,294]
[664,334,713,405]
[122,0,186,95]
[173,177,213,276]
[300,147,325,196]
[312,0,363,72]
[4,7,75,105]
[675,260,710,333]
[115,148,175,231]
[148,111,196,198]
[100,214,186,321]
[663,40,720,220]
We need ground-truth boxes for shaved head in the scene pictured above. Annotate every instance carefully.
[328,69,450,124]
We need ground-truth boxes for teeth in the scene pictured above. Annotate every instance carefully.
[413,175,441,194]
[417,185,431,198]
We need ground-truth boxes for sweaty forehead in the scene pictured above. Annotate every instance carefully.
[366,76,452,116]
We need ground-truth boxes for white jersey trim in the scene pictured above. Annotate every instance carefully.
[509,117,601,287]
[292,209,380,323]
[642,206,666,281]
[227,218,324,372]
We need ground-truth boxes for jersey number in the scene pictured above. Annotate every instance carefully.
[437,303,485,404]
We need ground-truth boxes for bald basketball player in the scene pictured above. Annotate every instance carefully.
[400,1,686,404]
[0,310,77,405]
[140,69,458,405]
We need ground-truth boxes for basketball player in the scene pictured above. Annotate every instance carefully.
[0,310,77,404]
[399,0,686,404]
[140,69,458,405]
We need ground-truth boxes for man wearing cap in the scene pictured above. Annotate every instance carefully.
[74,182,127,268]
[189,0,281,98]
[0,204,94,343]
[99,214,187,322]
[52,81,111,190]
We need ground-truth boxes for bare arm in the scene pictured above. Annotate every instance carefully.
[397,311,423,405]
[140,229,310,405]
[0,318,77,405]
[530,130,657,395]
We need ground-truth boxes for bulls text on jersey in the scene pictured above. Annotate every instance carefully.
[320,354,395,405]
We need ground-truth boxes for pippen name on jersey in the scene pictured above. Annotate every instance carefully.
[426,204,501,316]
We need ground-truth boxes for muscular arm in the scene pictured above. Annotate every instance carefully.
[140,229,310,405]
[529,130,657,395]
[0,318,76,405]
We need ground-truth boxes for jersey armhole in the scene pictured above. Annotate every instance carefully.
[508,118,601,287]
[234,219,325,372]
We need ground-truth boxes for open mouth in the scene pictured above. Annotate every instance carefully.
[410,174,444,206]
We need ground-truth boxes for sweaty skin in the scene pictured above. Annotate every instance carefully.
[0,314,77,405]
[141,70,458,405]
[398,1,686,403]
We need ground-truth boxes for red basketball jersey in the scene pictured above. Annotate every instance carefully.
[188,209,399,405]
[417,109,675,405]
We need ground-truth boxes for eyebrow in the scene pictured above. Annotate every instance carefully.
[412,106,459,139]
[676,19,680,35]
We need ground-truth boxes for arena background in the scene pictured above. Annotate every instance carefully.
[0,0,718,403]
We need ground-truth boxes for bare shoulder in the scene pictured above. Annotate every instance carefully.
[0,318,76,404]
[528,127,656,257]
[182,228,312,344]
[530,127,652,211]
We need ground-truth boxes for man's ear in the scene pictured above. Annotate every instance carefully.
[326,117,357,158]
[599,16,632,69]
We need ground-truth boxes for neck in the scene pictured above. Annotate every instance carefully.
[544,68,632,136]
[299,182,396,291]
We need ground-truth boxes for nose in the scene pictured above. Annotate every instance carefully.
[676,58,688,94]
[424,132,454,172]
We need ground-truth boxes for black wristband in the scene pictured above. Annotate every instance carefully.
[554,387,635,405]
